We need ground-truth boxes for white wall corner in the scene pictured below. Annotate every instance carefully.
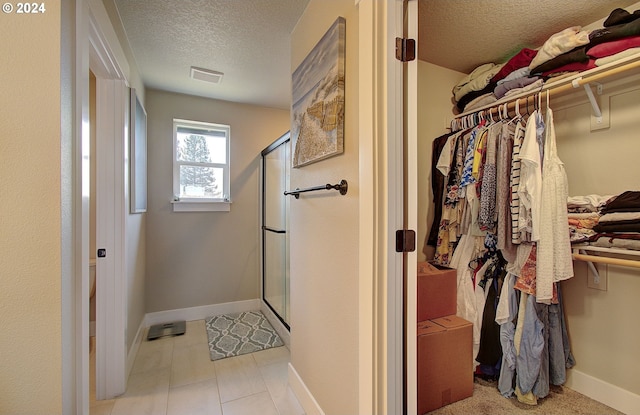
[288,363,325,415]
[566,368,640,415]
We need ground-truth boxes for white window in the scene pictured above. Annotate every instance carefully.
[172,119,231,212]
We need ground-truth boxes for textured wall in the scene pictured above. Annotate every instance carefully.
[555,81,640,398]
[418,0,639,73]
[0,7,63,414]
[289,1,360,414]
[416,61,465,261]
[144,89,289,312]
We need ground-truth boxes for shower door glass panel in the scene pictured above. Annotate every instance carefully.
[262,135,290,328]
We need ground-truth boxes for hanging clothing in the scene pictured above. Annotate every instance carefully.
[478,123,501,232]
[498,274,519,397]
[510,120,528,244]
[516,110,544,242]
[450,234,483,357]
[434,132,466,265]
[537,108,574,303]
[477,272,505,367]
[437,89,578,407]
[496,123,516,262]
[428,132,456,247]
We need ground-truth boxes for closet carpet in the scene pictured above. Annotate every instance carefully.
[427,377,624,415]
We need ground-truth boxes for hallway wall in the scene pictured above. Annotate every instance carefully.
[0,6,62,414]
[144,89,290,312]
[416,61,465,261]
[289,1,360,413]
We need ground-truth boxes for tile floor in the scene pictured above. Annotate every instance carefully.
[90,320,305,415]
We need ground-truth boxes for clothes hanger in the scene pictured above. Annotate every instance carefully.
[512,98,523,124]
[546,90,550,110]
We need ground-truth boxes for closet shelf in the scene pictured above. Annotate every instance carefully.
[451,51,640,123]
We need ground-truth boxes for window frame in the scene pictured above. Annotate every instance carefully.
[171,118,231,212]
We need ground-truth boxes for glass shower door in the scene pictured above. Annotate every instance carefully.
[261,133,290,329]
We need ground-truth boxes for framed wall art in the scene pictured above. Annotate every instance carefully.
[291,17,345,168]
[130,88,147,213]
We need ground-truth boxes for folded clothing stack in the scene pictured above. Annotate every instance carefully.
[451,7,640,113]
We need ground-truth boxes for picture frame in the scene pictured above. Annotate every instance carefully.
[291,16,346,168]
[130,88,147,213]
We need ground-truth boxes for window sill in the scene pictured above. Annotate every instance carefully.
[171,200,231,212]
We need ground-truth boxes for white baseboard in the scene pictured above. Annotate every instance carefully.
[144,299,261,327]
[260,302,290,347]
[126,318,145,379]
[566,368,640,415]
[288,363,325,415]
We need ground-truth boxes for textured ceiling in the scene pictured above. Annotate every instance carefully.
[112,1,640,110]
[419,0,640,74]
[112,0,310,110]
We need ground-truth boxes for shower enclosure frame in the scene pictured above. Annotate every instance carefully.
[260,132,291,331]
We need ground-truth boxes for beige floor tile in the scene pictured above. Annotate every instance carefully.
[166,378,223,415]
[170,342,217,388]
[259,362,305,415]
[132,336,174,374]
[110,367,170,415]
[252,345,290,367]
[90,400,115,415]
[99,320,303,415]
[174,320,209,348]
[214,354,267,403]
[221,391,279,415]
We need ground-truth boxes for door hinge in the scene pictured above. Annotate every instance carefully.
[395,37,416,62]
[396,229,416,253]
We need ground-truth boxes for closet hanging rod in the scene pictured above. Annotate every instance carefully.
[572,251,640,269]
[452,54,640,121]
[284,179,348,199]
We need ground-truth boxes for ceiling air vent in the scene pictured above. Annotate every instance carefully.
[190,66,224,84]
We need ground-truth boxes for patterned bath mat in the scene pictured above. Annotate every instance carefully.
[205,310,284,361]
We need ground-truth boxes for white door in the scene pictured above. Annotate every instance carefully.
[94,77,128,400]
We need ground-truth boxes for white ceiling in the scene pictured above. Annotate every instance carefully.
[110,1,640,110]
[419,0,640,74]
[112,0,310,110]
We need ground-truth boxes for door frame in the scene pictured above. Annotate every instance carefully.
[356,0,405,413]
[404,1,419,413]
[75,0,129,405]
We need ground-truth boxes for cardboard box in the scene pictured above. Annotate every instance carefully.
[417,262,457,321]
[417,315,473,414]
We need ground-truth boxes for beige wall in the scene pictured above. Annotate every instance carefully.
[144,89,290,312]
[417,64,640,401]
[416,61,465,261]
[0,7,63,414]
[554,77,640,397]
[289,1,360,414]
